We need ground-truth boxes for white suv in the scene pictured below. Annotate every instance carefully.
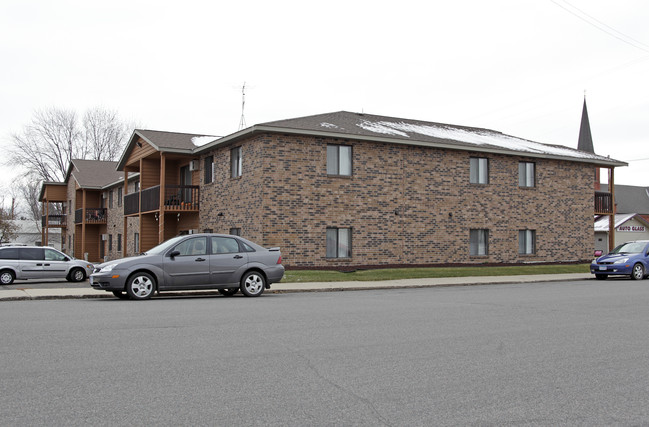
[0,246,94,285]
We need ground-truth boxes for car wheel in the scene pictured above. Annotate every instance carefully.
[240,271,265,297]
[125,272,155,300]
[218,288,239,297]
[0,270,15,285]
[631,263,645,280]
[112,291,129,300]
[595,274,607,280]
[68,268,86,282]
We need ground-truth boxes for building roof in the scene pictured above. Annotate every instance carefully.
[601,184,649,215]
[116,129,220,170]
[67,159,123,189]
[197,111,626,167]
[594,213,649,232]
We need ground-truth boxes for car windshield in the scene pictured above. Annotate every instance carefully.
[143,235,187,255]
[610,241,648,255]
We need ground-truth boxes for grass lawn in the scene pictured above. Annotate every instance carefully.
[282,264,591,283]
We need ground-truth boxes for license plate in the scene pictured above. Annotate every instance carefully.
[599,266,607,271]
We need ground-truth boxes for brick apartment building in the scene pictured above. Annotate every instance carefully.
[41,111,625,267]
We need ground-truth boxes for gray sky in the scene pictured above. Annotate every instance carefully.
[1,0,648,189]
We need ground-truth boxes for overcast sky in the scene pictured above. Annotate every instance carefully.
[1,0,648,191]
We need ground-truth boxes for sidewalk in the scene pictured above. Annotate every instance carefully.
[0,273,592,301]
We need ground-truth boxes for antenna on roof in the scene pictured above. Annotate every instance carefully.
[238,82,247,131]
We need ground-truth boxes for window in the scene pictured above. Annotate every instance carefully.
[326,227,351,258]
[134,181,140,192]
[108,235,113,251]
[231,147,242,178]
[230,228,241,236]
[117,234,122,252]
[109,190,114,209]
[174,237,208,256]
[519,230,536,255]
[0,248,19,259]
[327,145,352,176]
[204,155,214,184]
[44,248,67,261]
[211,236,241,254]
[470,157,488,184]
[519,162,535,187]
[117,187,123,207]
[134,233,140,254]
[20,248,44,260]
[470,229,489,256]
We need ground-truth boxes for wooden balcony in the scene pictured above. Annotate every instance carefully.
[42,214,66,228]
[124,185,199,216]
[595,191,613,214]
[75,208,107,224]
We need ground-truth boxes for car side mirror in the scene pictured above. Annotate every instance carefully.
[169,250,180,258]
[593,250,603,257]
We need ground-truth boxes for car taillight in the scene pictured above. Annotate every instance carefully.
[277,255,282,264]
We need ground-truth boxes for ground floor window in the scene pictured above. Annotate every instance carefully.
[326,227,351,258]
[519,230,536,254]
[470,229,489,256]
[230,228,241,236]
[134,232,140,254]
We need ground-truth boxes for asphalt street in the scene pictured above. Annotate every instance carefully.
[1,279,648,426]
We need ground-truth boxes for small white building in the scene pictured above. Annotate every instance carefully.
[7,220,62,249]
[594,214,649,253]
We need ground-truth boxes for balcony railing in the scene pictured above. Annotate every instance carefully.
[42,214,66,227]
[595,191,613,214]
[123,185,199,215]
[74,208,107,224]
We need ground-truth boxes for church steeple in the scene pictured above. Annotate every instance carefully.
[577,98,595,153]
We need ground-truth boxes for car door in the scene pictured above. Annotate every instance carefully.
[18,248,45,279]
[208,236,248,285]
[162,236,210,289]
[42,248,71,279]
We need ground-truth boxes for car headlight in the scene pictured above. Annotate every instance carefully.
[613,258,629,264]
[99,264,116,273]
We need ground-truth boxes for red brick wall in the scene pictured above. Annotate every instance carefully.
[200,133,594,268]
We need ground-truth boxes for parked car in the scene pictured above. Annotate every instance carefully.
[90,233,284,300]
[590,240,649,280]
[0,246,94,285]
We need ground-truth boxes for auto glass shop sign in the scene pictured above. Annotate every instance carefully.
[617,225,646,232]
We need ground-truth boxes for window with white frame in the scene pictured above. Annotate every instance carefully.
[519,230,536,255]
[327,145,352,176]
[470,229,489,256]
[204,155,214,184]
[470,157,489,184]
[231,147,242,178]
[326,227,351,258]
[519,162,535,187]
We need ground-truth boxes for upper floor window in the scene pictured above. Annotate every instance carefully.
[326,227,352,258]
[470,157,488,184]
[204,155,214,184]
[519,162,535,187]
[134,181,140,192]
[519,230,536,255]
[109,190,114,209]
[117,187,123,207]
[327,145,352,176]
[231,147,242,178]
[470,229,489,256]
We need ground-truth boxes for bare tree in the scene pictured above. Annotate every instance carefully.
[0,194,19,244]
[83,107,131,161]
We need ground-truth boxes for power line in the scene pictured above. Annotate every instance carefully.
[550,0,649,54]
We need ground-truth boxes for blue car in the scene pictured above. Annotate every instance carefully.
[591,240,649,280]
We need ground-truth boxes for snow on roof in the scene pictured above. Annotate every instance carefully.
[594,213,639,232]
[191,135,221,147]
[356,119,604,160]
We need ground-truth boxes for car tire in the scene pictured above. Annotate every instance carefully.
[125,272,156,300]
[218,288,239,297]
[0,270,15,285]
[240,271,265,297]
[595,274,607,280]
[631,263,645,280]
[68,268,86,282]
[112,291,129,300]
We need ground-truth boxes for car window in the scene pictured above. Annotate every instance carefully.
[20,248,44,260]
[0,248,20,259]
[611,242,648,254]
[210,237,241,254]
[173,237,207,256]
[44,248,68,261]
[240,241,255,252]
